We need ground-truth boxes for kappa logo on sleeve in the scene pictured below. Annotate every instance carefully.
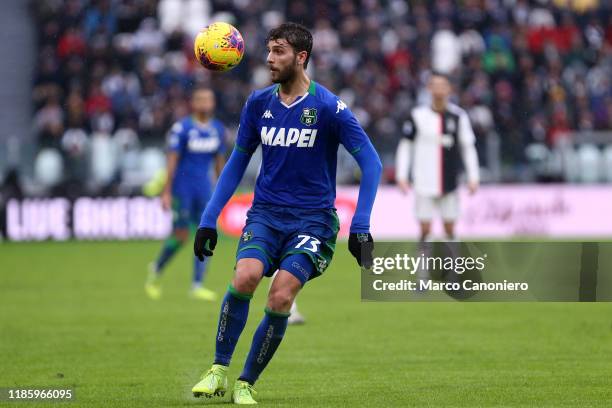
[336,99,347,114]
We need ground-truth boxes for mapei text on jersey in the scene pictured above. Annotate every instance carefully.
[260,126,318,147]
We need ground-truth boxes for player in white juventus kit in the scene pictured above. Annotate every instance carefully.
[395,72,479,241]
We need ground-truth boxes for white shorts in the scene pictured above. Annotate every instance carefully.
[415,192,459,222]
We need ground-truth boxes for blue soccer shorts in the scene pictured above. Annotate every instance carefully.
[236,203,340,285]
[172,190,211,230]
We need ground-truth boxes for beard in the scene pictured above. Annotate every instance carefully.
[271,57,298,84]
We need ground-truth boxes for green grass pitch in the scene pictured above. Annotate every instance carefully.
[1,239,612,407]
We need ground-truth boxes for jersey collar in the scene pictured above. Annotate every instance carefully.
[274,80,316,108]
[191,115,213,128]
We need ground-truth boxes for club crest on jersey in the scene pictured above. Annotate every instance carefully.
[300,107,317,126]
[441,134,455,148]
[242,231,253,242]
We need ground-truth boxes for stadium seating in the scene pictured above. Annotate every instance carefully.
[576,144,602,183]
[140,147,166,184]
[602,145,612,182]
[24,0,612,194]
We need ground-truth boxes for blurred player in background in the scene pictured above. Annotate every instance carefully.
[395,72,479,241]
[145,87,226,301]
[191,23,381,404]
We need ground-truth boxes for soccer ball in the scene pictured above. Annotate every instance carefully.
[194,22,245,72]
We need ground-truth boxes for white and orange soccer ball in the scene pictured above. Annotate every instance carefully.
[194,22,245,72]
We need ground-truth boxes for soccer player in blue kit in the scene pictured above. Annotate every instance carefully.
[145,87,226,301]
[191,23,382,404]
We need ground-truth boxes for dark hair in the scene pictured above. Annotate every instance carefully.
[429,71,452,82]
[266,22,313,69]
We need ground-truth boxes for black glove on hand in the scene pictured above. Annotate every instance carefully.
[194,227,218,261]
[348,232,374,268]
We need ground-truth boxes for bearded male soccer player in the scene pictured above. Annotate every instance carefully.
[191,23,382,404]
[145,87,226,301]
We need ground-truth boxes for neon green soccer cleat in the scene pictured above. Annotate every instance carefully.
[190,286,218,301]
[144,263,162,300]
[231,380,257,404]
[192,364,228,398]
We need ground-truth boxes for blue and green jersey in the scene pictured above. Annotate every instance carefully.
[235,81,369,209]
[167,115,226,197]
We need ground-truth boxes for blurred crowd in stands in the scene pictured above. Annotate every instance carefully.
[29,0,611,193]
